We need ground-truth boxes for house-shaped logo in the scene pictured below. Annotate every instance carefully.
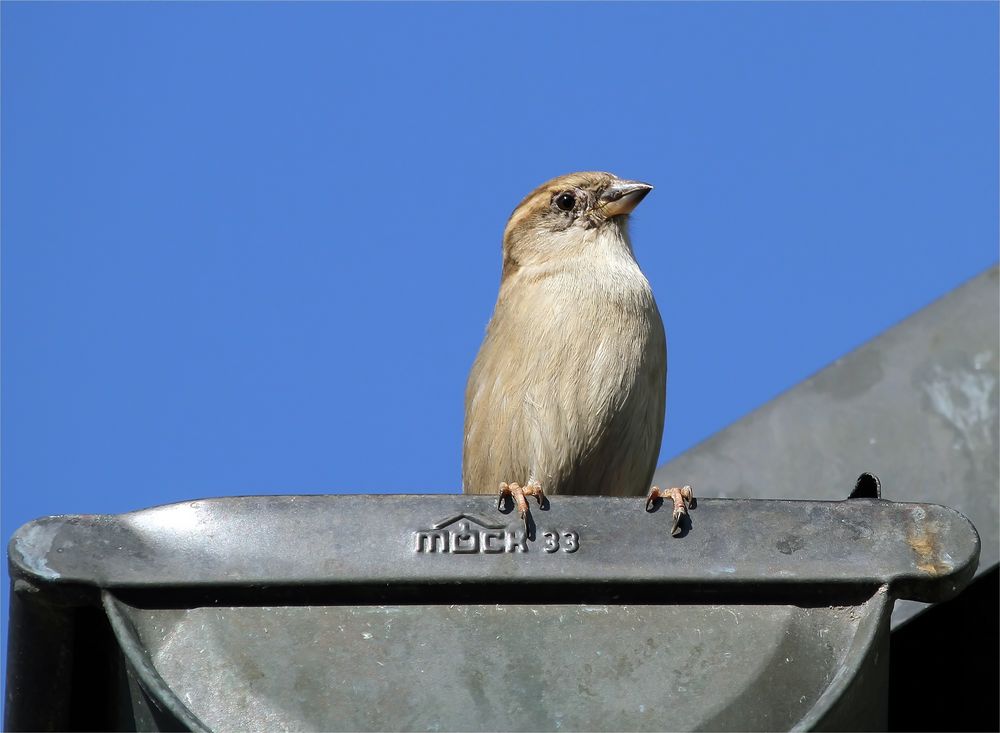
[413,513,527,554]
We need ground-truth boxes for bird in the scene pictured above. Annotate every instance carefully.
[462,171,693,535]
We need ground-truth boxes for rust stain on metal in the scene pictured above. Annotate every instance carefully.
[907,518,951,576]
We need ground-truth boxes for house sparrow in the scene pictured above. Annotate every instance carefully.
[462,172,693,535]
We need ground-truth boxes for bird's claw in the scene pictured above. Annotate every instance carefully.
[645,485,695,537]
[498,481,545,531]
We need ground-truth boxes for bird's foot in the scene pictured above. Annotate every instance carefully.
[498,481,545,532]
[645,485,695,537]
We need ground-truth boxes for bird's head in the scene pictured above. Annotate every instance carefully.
[501,171,653,278]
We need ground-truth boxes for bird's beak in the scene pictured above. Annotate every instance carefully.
[600,180,653,218]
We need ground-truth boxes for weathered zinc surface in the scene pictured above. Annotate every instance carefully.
[654,266,999,626]
[6,493,980,731]
[6,495,979,598]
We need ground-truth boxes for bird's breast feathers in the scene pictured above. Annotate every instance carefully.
[465,252,665,476]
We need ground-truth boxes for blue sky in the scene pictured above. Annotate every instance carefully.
[2,1,997,701]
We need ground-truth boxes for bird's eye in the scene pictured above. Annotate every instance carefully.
[554,191,576,211]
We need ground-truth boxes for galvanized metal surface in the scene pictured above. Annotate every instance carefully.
[5,493,979,731]
[106,594,888,732]
[7,495,979,603]
[654,266,999,626]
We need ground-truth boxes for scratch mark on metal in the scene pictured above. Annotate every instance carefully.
[13,523,62,580]
[923,362,996,452]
